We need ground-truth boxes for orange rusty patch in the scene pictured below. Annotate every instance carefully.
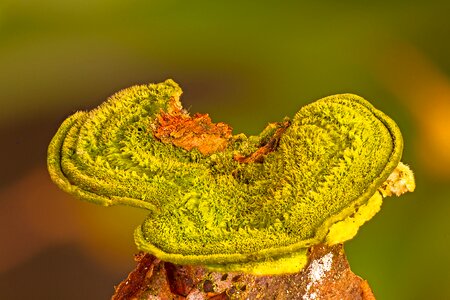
[154,104,232,156]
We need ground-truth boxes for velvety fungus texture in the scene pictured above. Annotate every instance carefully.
[48,79,410,274]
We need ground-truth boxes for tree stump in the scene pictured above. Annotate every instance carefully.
[112,244,375,300]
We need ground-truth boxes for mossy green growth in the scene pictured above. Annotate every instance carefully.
[48,79,406,275]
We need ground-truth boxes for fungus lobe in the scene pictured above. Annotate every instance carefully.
[47,79,414,274]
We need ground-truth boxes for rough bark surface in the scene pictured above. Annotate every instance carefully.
[112,244,375,300]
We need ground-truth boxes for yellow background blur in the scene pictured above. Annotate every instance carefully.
[1,1,449,299]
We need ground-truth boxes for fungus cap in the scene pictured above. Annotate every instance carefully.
[48,79,409,274]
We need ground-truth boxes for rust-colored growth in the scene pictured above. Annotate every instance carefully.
[153,101,232,156]
[112,253,162,300]
[112,244,375,299]
[234,121,290,163]
[164,262,196,297]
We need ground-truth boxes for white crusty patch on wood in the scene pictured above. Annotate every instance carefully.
[303,252,334,300]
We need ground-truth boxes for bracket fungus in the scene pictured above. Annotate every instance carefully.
[48,79,415,275]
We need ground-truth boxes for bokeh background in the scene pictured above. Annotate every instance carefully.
[1,1,449,299]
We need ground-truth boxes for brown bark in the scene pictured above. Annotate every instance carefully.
[233,121,290,164]
[112,244,375,300]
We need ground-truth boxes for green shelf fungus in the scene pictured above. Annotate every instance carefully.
[48,79,415,275]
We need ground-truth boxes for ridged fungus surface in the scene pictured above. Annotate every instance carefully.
[48,80,414,274]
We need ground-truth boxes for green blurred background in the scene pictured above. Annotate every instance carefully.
[1,1,449,299]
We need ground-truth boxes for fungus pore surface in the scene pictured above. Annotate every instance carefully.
[48,79,409,274]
